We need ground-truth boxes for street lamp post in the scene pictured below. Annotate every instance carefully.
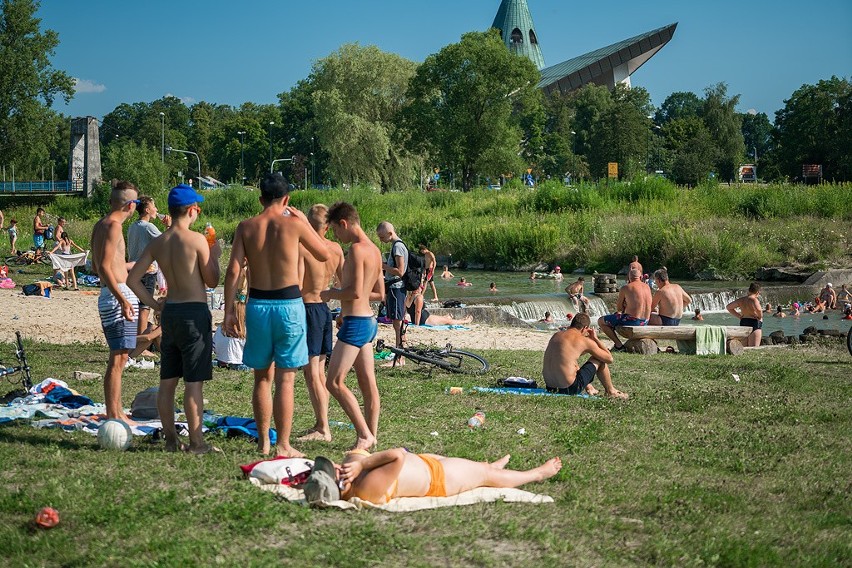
[271,156,295,173]
[159,112,165,163]
[166,146,201,187]
[268,122,275,171]
[237,131,246,183]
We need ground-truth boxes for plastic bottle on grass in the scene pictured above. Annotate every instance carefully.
[204,223,216,247]
[467,410,486,429]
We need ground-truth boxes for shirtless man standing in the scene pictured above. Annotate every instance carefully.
[565,276,589,312]
[297,204,344,443]
[628,255,643,279]
[90,181,139,420]
[321,202,384,451]
[418,244,439,302]
[224,173,330,457]
[597,268,652,351]
[726,282,763,347]
[648,268,692,326]
[543,313,628,399]
[128,185,221,454]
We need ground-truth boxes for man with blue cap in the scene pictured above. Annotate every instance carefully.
[129,184,222,454]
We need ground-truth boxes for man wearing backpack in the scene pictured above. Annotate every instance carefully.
[377,222,408,360]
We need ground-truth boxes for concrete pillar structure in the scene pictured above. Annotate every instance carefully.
[69,116,102,197]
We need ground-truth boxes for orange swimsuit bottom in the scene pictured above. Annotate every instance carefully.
[416,454,447,498]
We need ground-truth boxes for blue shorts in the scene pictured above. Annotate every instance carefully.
[337,316,378,348]
[243,297,308,370]
[602,313,647,327]
[33,234,45,249]
[386,286,406,320]
[98,284,138,351]
[305,302,333,357]
[659,315,680,326]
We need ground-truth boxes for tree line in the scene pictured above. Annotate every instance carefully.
[2,0,850,192]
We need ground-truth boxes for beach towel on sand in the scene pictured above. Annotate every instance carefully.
[247,478,553,511]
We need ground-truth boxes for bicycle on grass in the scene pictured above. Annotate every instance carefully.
[375,338,489,374]
[4,249,51,267]
[0,331,33,401]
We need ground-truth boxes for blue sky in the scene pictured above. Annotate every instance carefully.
[39,0,851,122]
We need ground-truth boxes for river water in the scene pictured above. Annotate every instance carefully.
[432,269,851,337]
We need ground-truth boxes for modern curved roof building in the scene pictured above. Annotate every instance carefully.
[491,0,677,94]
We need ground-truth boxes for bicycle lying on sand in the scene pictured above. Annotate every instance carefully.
[0,331,33,402]
[375,339,489,374]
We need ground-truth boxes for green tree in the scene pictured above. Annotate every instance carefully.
[740,111,772,161]
[101,140,168,195]
[654,91,702,125]
[587,85,652,179]
[309,43,418,190]
[773,76,851,181]
[0,0,74,178]
[702,83,745,181]
[402,30,542,191]
[666,117,718,185]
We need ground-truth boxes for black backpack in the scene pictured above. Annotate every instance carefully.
[389,240,424,292]
[402,247,424,291]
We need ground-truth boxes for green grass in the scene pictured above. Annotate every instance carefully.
[0,339,849,566]
[3,180,850,278]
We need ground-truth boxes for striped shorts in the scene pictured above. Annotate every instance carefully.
[98,284,138,351]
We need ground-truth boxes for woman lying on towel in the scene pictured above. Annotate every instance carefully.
[304,448,562,505]
[405,290,473,327]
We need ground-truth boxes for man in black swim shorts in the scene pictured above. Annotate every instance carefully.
[542,313,628,399]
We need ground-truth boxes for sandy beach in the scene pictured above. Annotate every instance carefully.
[0,288,554,352]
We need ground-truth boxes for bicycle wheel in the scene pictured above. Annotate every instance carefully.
[847,325,851,356]
[38,254,52,266]
[410,348,490,374]
[8,255,28,266]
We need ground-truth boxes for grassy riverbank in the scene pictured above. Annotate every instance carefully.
[0,339,849,566]
[3,179,851,278]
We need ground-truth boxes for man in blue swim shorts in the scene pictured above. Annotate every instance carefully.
[90,182,139,420]
[322,202,385,451]
[297,204,345,443]
[224,173,330,457]
[597,269,652,351]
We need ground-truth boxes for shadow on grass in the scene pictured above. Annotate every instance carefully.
[0,428,87,450]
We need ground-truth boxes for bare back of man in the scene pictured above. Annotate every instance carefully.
[91,183,138,420]
[542,315,627,399]
[726,283,763,347]
[322,202,385,451]
[649,269,691,326]
[224,174,330,457]
[298,204,345,443]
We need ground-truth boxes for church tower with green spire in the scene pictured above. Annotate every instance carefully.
[491,0,546,69]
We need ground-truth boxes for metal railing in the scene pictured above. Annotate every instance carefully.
[0,181,80,194]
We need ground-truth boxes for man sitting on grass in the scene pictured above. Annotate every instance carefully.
[542,313,628,399]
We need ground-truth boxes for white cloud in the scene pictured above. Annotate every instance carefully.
[73,78,106,94]
[747,108,758,115]
[165,93,197,105]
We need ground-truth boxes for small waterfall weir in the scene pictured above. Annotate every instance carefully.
[689,291,739,314]
[499,296,610,323]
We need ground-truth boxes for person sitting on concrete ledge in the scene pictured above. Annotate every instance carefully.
[303,450,562,505]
